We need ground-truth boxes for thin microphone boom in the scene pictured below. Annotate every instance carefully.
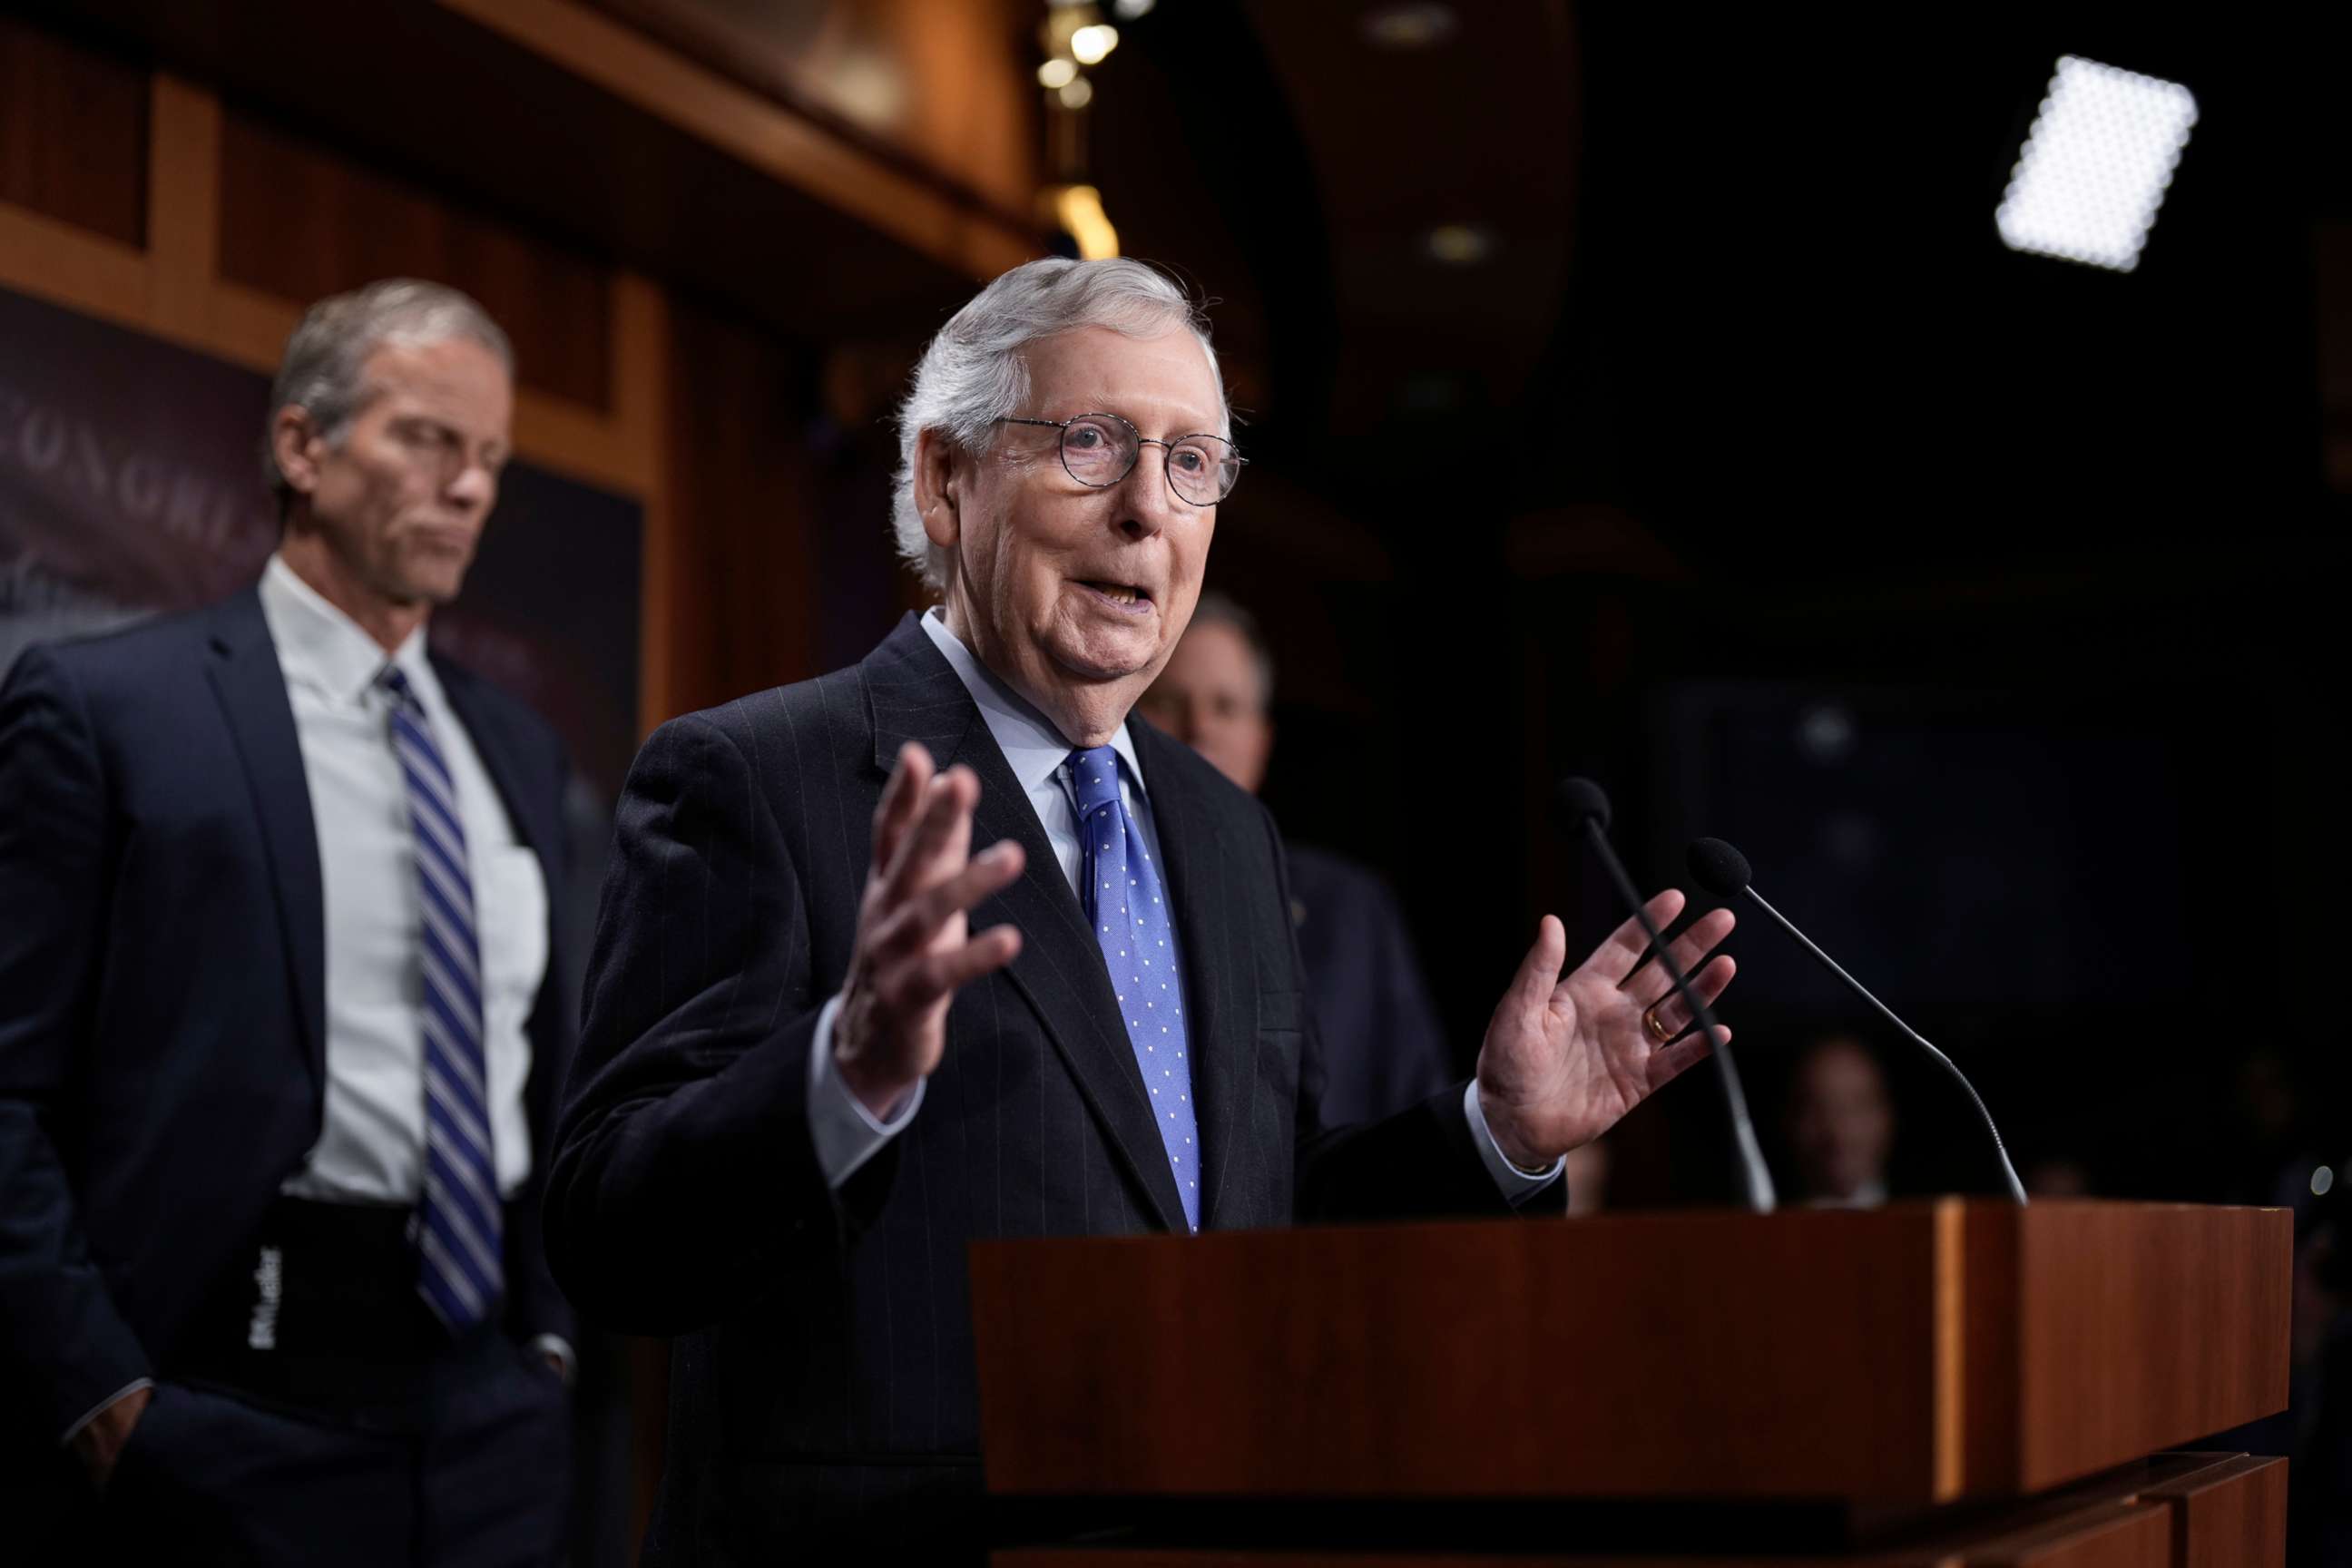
[1688,838,2029,1205]
[1556,780,1776,1213]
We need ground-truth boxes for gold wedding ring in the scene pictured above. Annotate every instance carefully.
[1642,1005,1673,1047]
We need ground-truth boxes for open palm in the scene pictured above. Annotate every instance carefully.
[1475,890,1736,1169]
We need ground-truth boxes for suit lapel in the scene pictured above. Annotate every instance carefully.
[203,589,327,1099]
[1132,722,1254,1230]
[862,616,1187,1232]
[432,653,555,869]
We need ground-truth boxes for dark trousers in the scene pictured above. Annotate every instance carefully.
[80,1199,573,1567]
[102,1326,568,1567]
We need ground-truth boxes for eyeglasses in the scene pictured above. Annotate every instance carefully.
[995,412,1245,507]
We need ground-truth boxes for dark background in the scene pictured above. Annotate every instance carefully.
[1081,1,2350,1210]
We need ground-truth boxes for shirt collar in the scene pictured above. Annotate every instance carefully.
[259,551,432,707]
[917,608,1146,800]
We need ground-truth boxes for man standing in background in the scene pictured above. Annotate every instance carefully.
[1784,1034,1896,1207]
[1138,592,1453,1122]
[0,279,575,1564]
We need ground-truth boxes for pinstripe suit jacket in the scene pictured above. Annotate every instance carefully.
[547,614,1518,1563]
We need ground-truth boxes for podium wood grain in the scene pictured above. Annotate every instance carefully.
[970,1200,2288,1508]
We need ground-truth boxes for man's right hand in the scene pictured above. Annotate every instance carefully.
[834,743,1026,1118]
[70,1383,152,1494]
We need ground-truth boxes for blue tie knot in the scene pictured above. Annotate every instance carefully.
[1067,745,1122,817]
[378,665,420,711]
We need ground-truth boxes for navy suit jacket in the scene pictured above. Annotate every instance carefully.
[0,587,576,1460]
[548,615,1529,1563]
[1285,845,1455,1124]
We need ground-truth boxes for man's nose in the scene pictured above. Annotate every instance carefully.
[1113,446,1188,539]
[446,458,495,513]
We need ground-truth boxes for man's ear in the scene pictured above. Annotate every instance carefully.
[913,427,962,550]
[271,407,325,499]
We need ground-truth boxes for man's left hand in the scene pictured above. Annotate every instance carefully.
[1475,890,1736,1171]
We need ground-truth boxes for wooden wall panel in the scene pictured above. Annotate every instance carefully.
[0,15,147,248]
[215,105,613,413]
[655,291,823,716]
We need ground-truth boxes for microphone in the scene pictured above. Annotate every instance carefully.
[1686,837,2029,1204]
[1554,779,1776,1213]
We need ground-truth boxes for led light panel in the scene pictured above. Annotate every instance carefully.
[1995,56,2197,273]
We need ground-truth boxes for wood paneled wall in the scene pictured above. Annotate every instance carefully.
[0,16,900,730]
[0,16,148,248]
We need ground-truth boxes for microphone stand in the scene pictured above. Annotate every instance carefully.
[1736,883,2029,1205]
[1575,817,1777,1214]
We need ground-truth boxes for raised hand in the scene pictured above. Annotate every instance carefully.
[1475,890,1736,1171]
[833,743,1027,1116]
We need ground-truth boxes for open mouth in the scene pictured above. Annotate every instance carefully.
[1077,580,1154,611]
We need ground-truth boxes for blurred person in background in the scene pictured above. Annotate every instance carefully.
[2023,1154,2094,1198]
[0,280,575,1564]
[1136,592,1451,1122]
[1784,1034,1895,1207]
[1562,1137,1612,1217]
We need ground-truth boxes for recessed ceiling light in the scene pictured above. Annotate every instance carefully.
[1362,4,1457,51]
[1995,55,2198,274]
[1425,224,1494,265]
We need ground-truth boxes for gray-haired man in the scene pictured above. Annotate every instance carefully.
[549,257,1740,1561]
[0,279,576,1563]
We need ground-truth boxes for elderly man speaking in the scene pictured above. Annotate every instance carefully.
[548,259,1737,1561]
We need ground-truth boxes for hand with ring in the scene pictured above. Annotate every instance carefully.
[1474,890,1738,1171]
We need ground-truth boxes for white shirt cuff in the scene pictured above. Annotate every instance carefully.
[1465,1081,1566,1200]
[62,1377,153,1446]
[525,1333,577,1386]
[807,993,926,1189]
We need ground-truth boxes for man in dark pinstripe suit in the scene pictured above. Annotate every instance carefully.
[546,259,1740,1563]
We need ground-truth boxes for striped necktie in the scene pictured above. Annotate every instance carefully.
[380,666,504,1331]
[1068,746,1200,1230]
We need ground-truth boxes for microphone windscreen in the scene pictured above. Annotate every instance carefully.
[1687,837,1754,897]
[1553,777,1613,835]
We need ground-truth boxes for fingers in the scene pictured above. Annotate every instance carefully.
[869,840,1028,964]
[871,743,936,877]
[871,920,1026,1017]
[1594,890,1687,985]
[1623,906,1736,995]
[1509,915,1569,1010]
[1645,1026,1725,1092]
[1638,954,1736,1041]
[922,922,1024,995]
[882,764,979,903]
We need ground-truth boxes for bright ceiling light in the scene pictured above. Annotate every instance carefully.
[1070,24,1119,65]
[1037,58,1076,90]
[1050,184,1120,260]
[1995,55,2197,274]
[1112,0,1155,18]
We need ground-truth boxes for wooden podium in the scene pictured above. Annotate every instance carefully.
[969,1200,2291,1566]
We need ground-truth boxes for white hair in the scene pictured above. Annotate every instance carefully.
[262,278,514,506]
[890,258,1228,590]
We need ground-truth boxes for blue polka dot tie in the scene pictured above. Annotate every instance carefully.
[1068,746,1200,1231]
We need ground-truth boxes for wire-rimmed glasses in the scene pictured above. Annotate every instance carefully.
[995,412,1244,507]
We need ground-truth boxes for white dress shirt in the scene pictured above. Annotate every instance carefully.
[259,554,547,1205]
[804,610,1562,1200]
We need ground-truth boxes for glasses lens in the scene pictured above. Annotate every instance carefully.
[1166,436,1240,505]
[1058,416,1137,486]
